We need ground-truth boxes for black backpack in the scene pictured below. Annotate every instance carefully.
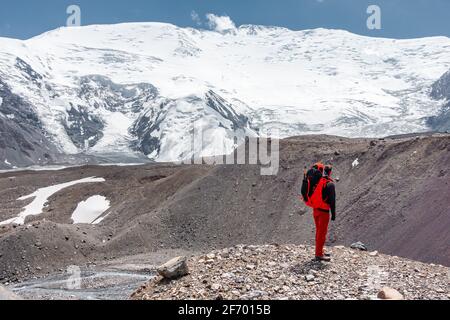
[300,166,323,202]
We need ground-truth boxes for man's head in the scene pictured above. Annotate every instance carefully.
[324,165,333,177]
[313,162,325,173]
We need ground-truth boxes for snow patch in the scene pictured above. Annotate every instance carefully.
[0,177,106,226]
[71,195,110,224]
[352,158,360,168]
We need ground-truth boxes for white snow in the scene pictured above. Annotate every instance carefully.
[1,22,450,161]
[0,165,76,174]
[97,162,146,167]
[91,112,134,152]
[0,177,106,226]
[4,159,11,166]
[71,195,110,224]
[352,158,360,168]
[0,163,147,173]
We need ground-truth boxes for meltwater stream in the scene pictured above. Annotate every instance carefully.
[9,269,153,300]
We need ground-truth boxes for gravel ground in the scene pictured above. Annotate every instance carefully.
[132,244,450,300]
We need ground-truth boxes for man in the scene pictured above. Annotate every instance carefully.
[301,163,336,262]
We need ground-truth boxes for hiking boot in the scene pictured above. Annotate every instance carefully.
[315,255,331,262]
[324,252,331,257]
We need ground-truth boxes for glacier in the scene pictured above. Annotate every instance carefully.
[0,22,450,167]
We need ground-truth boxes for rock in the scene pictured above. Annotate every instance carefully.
[132,244,449,301]
[305,275,315,282]
[157,256,189,280]
[350,241,368,251]
[211,284,221,291]
[0,285,22,300]
[240,290,267,300]
[369,251,378,256]
[377,287,404,300]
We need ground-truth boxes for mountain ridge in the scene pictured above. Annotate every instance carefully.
[1,22,450,168]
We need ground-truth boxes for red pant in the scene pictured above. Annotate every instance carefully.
[313,208,330,257]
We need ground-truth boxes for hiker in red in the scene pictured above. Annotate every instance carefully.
[301,163,336,262]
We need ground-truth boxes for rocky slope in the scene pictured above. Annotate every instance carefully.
[0,79,60,168]
[428,69,450,131]
[0,134,449,286]
[132,244,449,300]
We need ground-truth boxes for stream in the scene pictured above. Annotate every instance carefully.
[8,268,153,300]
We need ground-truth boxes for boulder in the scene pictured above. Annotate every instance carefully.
[377,287,404,300]
[157,256,189,280]
[350,241,368,251]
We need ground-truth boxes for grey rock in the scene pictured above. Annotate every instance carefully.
[350,241,368,251]
[428,69,450,131]
[431,70,450,100]
[63,105,104,149]
[240,290,267,300]
[377,287,404,300]
[305,274,315,282]
[157,256,189,279]
[0,79,59,169]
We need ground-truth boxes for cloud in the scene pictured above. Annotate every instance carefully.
[205,13,236,33]
[191,10,202,26]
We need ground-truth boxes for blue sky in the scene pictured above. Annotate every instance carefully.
[1,0,449,40]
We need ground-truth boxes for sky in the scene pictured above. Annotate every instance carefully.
[0,0,450,40]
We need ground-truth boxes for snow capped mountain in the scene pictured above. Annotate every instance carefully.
[1,22,450,168]
[131,90,253,162]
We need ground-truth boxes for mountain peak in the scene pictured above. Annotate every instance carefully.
[1,20,450,167]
